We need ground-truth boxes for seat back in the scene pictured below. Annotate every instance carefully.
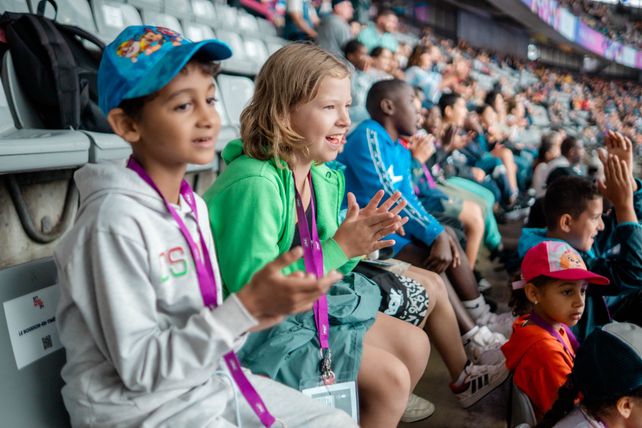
[236,12,258,35]
[509,380,537,428]
[190,0,215,24]
[128,0,163,12]
[217,74,254,127]
[50,0,98,32]
[141,10,183,33]
[0,258,70,427]
[0,0,30,12]
[1,52,42,129]
[244,37,268,68]
[213,3,236,29]
[183,21,214,41]
[93,0,143,41]
[164,0,191,18]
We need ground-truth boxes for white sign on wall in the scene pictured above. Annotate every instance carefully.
[3,285,62,369]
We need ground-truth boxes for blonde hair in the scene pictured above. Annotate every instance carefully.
[241,43,351,164]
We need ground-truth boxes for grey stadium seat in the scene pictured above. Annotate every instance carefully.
[217,74,254,127]
[183,21,215,41]
[508,380,537,428]
[36,0,98,33]
[215,82,240,154]
[93,0,143,42]
[237,11,258,35]
[127,0,163,12]
[215,30,258,76]
[0,0,30,12]
[0,53,90,173]
[0,258,70,427]
[190,0,215,25]
[141,10,184,33]
[244,36,269,69]
[213,3,237,31]
[164,0,191,19]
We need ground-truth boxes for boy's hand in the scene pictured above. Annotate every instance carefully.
[424,231,454,273]
[237,247,343,332]
[408,133,436,164]
[334,192,406,258]
[604,131,636,189]
[598,155,637,224]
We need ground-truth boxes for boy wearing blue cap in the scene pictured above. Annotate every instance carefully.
[54,26,356,427]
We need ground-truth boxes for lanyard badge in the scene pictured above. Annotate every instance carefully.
[127,157,276,427]
[293,172,335,385]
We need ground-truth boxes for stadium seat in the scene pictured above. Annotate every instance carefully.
[265,38,286,55]
[127,0,162,13]
[183,21,215,41]
[217,74,254,127]
[190,0,215,25]
[508,380,537,428]
[236,11,258,35]
[213,3,237,31]
[215,30,259,75]
[0,53,90,173]
[141,10,183,33]
[243,36,269,69]
[0,258,70,428]
[164,0,191,19]
[92,0,143,42]
[215,82,240,154]
[50,0,98,33]
[0,0,30,13]
[256,16,277,37]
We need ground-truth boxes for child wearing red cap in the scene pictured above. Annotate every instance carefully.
[501,241,610,421]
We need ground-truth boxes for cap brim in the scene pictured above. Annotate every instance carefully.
[123,39,232,101]
[544,269,610,285]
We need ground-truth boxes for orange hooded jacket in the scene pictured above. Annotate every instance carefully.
[501,315,575,420]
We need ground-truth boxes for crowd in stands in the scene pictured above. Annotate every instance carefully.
[47,2,642,428]
[558,0,642,48]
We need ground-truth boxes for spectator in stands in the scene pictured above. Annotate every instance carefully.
[54,26,356,428]
[518,134,642,339]
[532,131,563,198]
[544,136,586,183]
[205,43,434,428]
[503,241,610,421]
[339,79,514,338]
[316,0,353,57]
[357,8,398,52]
[368,46,396,81]
[283,0,319,40]
[539,322,642,428]
[343,39,373,123]
[405,44,444,106]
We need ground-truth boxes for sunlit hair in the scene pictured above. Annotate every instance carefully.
[240,43,351,165]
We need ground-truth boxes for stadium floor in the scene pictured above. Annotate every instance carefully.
[399,219,523,428]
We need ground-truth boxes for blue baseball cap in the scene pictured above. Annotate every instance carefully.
[98,25,232,114]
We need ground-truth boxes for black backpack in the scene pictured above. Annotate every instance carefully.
[0,0,111,132]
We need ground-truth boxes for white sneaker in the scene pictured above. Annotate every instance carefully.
[464,326,507,365]
[400,393,435,422]
[475,304,514,338]
[450,362,510,408]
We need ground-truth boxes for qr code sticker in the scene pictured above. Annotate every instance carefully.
[42,335,52,350]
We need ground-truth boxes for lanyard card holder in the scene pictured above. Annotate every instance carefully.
[300,371,359,423]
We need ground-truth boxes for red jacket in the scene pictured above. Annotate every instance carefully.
[501,315,575,420]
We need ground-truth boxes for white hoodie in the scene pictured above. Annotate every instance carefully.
[55,163,257,427]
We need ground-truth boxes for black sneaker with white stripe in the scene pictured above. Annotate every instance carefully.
[449,361,510,408]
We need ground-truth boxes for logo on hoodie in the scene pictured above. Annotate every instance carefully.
[159,246,189,282]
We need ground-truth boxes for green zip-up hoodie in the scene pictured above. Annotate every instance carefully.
[204,139,359,294]
[203,140,380,389]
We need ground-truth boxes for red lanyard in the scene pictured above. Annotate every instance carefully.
[293,172,334,385]
[127,157,276,427]
[529,312,579,357]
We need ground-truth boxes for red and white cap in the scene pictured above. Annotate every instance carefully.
[512,241,610,290]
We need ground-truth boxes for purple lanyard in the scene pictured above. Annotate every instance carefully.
[292,172,335,385]
[127,157,276,427]
[420,164,437,189]
[528,312,579,357]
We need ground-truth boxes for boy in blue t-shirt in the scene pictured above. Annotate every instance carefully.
[54,25,355,427]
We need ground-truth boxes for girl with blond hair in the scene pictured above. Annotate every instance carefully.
[204,43,433,427]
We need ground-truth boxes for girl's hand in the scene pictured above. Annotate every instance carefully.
[237,247,343,332]
[334,192,406,258]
